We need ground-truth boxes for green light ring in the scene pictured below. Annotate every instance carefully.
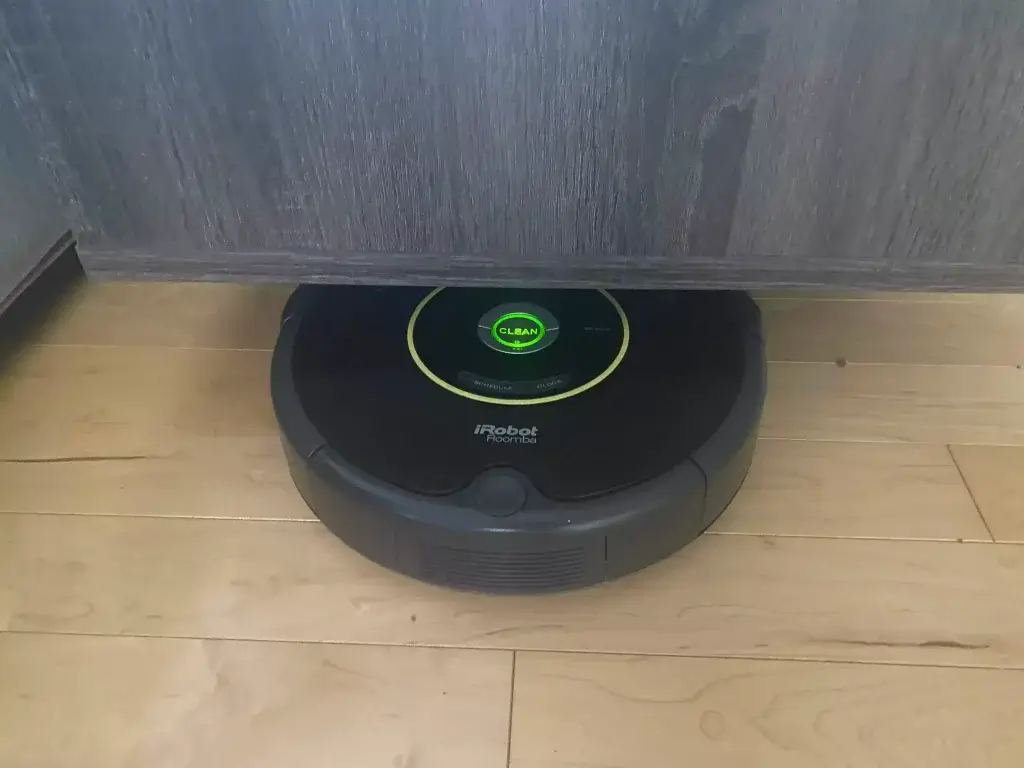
[406,288,629,407]
[490,311,546,350]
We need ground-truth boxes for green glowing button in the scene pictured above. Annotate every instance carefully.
[491,312,546,349]
[478,302,559,355]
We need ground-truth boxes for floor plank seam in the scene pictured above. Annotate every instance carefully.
[32,342,274,353]
[947,444,998,543]
[2,628,1020,672]
[505,651,516,768]
[0,509,1014,545]
[0,510,322,523]
[766,360,1024,369]
[705,530,994,544]
[755,296,1012,305]
[758,436,1024,447]
[23,341,1024,368]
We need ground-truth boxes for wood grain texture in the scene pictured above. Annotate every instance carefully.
[78,251,1024,291]
[728,0,1024,272]
[0,633,512,768]
[5,2,1024,289]
[753,290,1024,303]
[4,513,1024,667]
[511,652,1024,768]
[0,434,986,540]
[0,15,78,307]
[1,294,1021,527]
[0,437,315,520]
[31,281,1024,366]
[950,445,1024,543]
[0,345,276,441]
[35,282,291,350]
[714,440,989,541]
[4,345,1024,458]
[761,296,1024,365]
[762,363,1024,445]
[6,0,765,260]
[4,284,1024,763]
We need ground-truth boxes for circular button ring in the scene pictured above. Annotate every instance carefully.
[478,302,560,355]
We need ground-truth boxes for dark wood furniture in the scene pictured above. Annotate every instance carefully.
[3,1,1023,294]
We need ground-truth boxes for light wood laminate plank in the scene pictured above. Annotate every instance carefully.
[3,514,1024,667]
[0,437,314,520]
[0,345,276,441]
[762,363,1024,444]
[28,284,1024,367]
[4,344,1024,454]
[0,435,984,541]
[510,652,1024,768]
[950,445,1024,543]
[0,633,512,768]
[752,291,1024,304]
[713,441,989,541]
[33,284,1024,370]
[35,282,290,350]
[761,297,1024,365]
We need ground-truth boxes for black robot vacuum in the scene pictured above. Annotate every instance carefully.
[272,286,765,593]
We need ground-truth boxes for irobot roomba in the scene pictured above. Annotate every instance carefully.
[272,286,765,593]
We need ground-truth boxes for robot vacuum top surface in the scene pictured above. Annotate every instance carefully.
[287,286,757,503]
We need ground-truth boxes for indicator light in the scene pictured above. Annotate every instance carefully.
[490,312,546,349]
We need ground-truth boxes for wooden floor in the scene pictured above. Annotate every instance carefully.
[3,283,1024,767]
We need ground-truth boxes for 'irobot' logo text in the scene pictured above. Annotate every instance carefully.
[474,424,538,444]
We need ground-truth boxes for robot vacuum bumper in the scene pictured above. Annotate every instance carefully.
[272,286,765,593]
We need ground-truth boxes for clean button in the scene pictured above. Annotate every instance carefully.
[478,302,559,355]
[491,312,546,350]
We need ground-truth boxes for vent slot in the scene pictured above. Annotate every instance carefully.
[421,544,587,591]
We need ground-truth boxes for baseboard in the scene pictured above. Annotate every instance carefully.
[79,245,1024,293]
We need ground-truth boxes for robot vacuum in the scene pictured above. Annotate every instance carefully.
[272,286,765,593]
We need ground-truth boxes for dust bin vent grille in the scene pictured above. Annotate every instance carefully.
[422,544,587,591]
